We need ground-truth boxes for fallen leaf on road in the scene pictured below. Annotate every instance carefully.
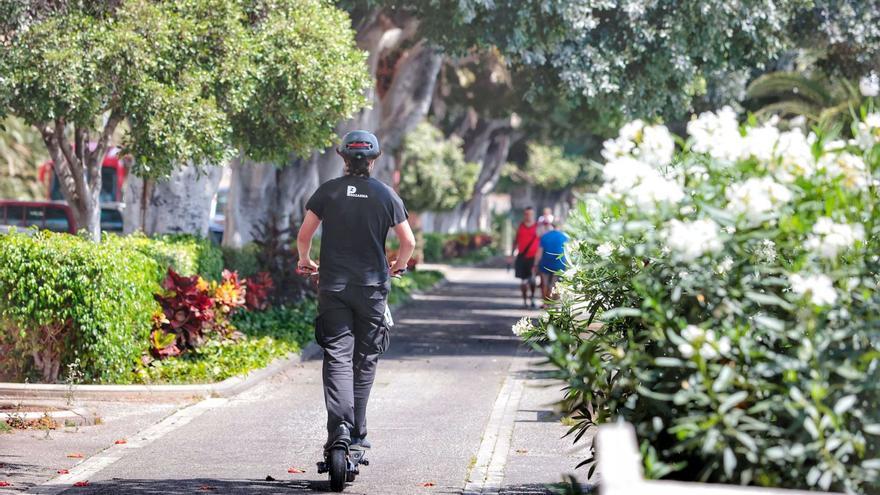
[57,469,70,474]
[421,482,436,487]
[287,467,305,474]
[265,475,276,481]
[73,481,89,487]
[198,485,215,492]
[515,449,529,454]
[0,481,11,487]
[66,453,84,459]
[114,439,127,445]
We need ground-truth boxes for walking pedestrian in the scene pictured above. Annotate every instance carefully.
[509,206,539,308]
[296,130,415,452]
[533,222,569,304]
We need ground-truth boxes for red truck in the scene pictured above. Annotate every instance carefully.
[37,145,128,203]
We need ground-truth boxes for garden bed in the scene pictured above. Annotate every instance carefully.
[140,269,443,384]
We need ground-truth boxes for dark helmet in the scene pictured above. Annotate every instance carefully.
[337,130,381,160]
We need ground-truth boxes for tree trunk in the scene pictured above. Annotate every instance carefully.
[223,155,275,247]
[222,154,319,248]
[123,164,222,237]
[38,114,121,241]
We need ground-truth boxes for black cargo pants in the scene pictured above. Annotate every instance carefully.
[316,283,391,440]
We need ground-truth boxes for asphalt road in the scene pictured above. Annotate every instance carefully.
[7,266,590,495]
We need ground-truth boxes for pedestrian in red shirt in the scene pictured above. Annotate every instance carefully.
[509,206,539,308]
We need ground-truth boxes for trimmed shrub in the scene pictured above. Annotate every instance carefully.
[0,231,158,383]
[105,233,224,282]
[526,111,880,492]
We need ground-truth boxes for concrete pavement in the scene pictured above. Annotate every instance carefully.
[2,265,592,494]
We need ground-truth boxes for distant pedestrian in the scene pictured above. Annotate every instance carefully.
[537,207,555,236]
[509,206,539,308]
[534,223,568,304]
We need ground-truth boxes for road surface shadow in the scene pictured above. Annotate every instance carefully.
[56,477,355,494]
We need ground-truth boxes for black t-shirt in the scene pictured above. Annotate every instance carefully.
[306,175,408,290]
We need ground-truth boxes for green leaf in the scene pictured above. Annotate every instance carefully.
[719,391,748,413]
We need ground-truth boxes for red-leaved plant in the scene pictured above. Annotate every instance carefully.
[153,268,215,351]
[244,272,274,311]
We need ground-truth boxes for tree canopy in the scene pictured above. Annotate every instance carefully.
[0,0,369,176]
[0,0,369,239]
[397,121,479,212]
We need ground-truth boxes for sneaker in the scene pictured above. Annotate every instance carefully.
[530,299,537,309]
[350,437,371,450]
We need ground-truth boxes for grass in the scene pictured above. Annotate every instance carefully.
[137,271,444,384]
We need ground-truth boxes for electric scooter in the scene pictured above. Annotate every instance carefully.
[296,263,402,492]
[316,424,369,492]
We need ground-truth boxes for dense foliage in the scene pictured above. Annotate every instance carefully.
[504,142,585,191]
[106,233,224,282]
[520,109,880,492]
[0,231,158,383]
[398,121,479,212]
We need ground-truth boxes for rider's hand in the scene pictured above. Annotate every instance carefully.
[389,260,407,278]
[297,258,319,274]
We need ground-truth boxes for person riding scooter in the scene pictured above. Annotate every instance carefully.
[296,130,415,454]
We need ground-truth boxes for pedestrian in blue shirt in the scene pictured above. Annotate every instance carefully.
[533,221,568,304]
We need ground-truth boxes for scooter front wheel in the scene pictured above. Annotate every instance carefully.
[328,447,347,492]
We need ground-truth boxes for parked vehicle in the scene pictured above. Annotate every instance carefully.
[0,200,126,235]
[0,200,76,234]
[38,146,129,203]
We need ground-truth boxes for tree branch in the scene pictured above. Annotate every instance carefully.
[87,110,124,191]
[54,119,87,209]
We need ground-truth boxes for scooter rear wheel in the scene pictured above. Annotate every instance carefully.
[328,447,347,492]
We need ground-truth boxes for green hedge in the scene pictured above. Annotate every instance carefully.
[0,231,158,383]
[221,243,261,278]
[105,233,224,282]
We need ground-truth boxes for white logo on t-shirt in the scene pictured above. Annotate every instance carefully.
[346,185,368,198]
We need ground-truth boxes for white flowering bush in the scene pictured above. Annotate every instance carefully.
[528,108,880,492]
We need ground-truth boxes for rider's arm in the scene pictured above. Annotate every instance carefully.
[390,220,416,274]
[296,210,322,270]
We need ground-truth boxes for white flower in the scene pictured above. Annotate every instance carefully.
[805,218,865,259]
[790,273,838,306]
[818,152,870,190]
[743,124,779,162]
[682,325,704,341]
[771,129,816,181]
[602,119,674,166]
[860,72,880,97]
[854,113,880,150]
[725,177,793,224]
[663,219,723,262]
[716,257,734,274]
[600,157,684,212]
[640,124,676,166]
[687,106,745,162]
[512,317,535,337]
[597,242,614,257]
[756,239,777,263]
[678,325,731,360]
